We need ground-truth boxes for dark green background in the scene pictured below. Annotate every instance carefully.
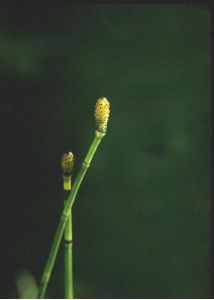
[0,4,211,298]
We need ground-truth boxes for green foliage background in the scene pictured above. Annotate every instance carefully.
[1,4,211,298]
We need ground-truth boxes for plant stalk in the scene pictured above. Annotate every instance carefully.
[64,176,73,299]
[64,211,73,299]
[37,131,104,298]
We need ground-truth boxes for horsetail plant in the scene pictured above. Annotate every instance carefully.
[37,97,110,298]
[61,152,75,299]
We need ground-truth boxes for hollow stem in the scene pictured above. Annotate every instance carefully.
[37,131,105,298]
[64,176,73,299]
[64,211,73,299]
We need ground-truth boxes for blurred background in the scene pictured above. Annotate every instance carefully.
[0,3,212,298]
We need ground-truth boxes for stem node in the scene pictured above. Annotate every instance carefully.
[82,160,90,170]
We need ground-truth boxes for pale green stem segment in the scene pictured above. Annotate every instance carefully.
[64,209,73,299]
[37,131,105,298]
[64,176,73,299]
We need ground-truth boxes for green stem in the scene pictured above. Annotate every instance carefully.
[37,131,104,298]
[64,209,73,299]
[64,177,73,300]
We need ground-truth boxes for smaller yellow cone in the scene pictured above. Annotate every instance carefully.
[61,152,74,176]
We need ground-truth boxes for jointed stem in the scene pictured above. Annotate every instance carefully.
[64,211,73,298]
[38,215,67,298]
[64,176,73,299]
[37,131,104,298]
